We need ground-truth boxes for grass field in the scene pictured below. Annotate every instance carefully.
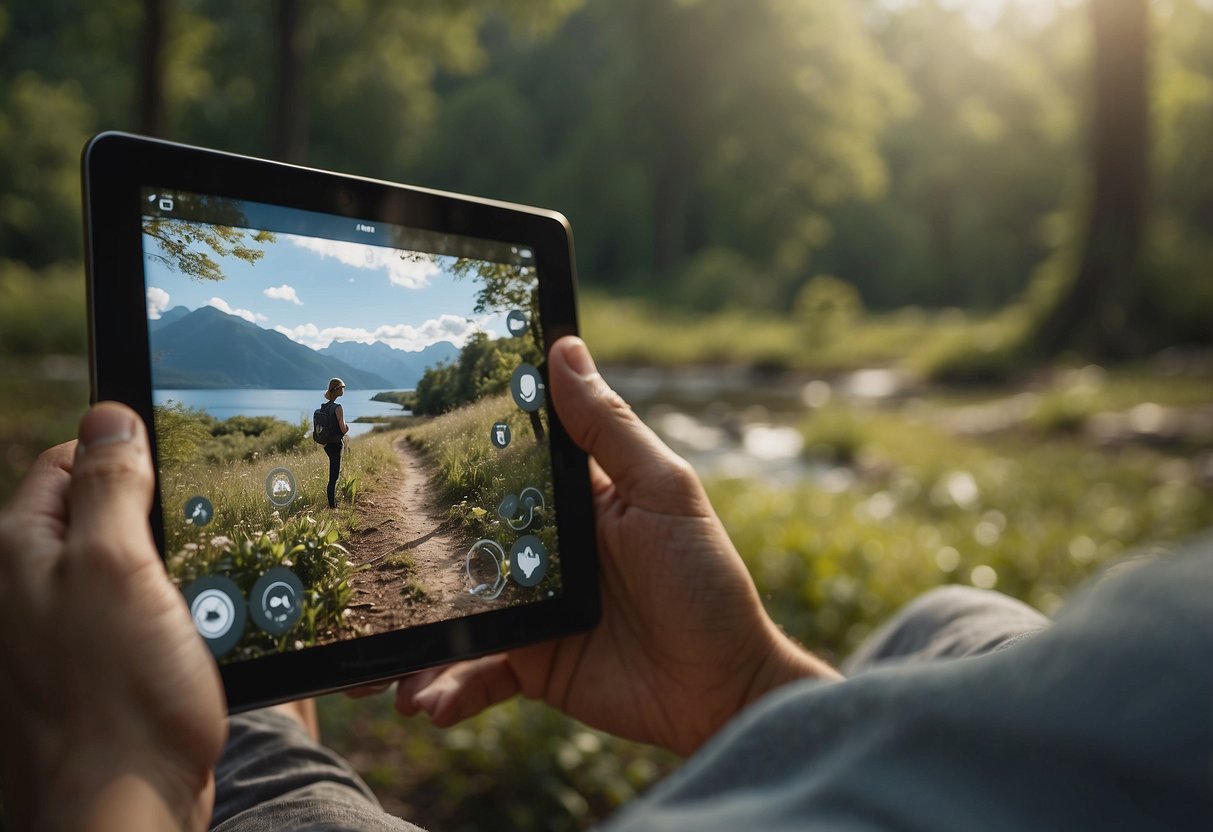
[155,414,400,660]
[1,274,1211,830]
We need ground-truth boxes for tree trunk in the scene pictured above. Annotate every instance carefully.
[137,0,167,136]
[1032,0,1149,358]
[271,0,310,163]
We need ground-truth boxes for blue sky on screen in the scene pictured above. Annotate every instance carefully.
[142,227,512,353]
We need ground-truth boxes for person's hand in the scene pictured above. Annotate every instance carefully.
[0,403,226,831]
[393,337,840,756]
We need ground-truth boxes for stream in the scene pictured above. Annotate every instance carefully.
[600,365,911,487]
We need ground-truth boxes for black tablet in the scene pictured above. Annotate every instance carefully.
[82,132,598,711]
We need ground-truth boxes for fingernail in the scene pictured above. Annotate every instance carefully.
[561,337,597,377]
[78,404,137,451]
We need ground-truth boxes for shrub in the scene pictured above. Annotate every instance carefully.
[794,274,864,349]
[166,513,353,661]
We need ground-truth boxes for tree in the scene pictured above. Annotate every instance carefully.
[270,0,309,163]
[137,0,167,136]
[142,196,275,281]
[1031,0,1150,357]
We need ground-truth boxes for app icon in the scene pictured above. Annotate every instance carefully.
[490,421,512,449]
[250,566,305,636]
[509,535,549,587]
[158,196,174,212]
[510,363,544,413]
[265,467,298,507]
[497,486,545,531]
[183,575,246,658]
[185,495,214,527]
[506,310,529,337]
[466,539,507,600]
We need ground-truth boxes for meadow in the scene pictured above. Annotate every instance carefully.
[155,404,400,660]
[1,288,1210,828]
[405,391,559,598]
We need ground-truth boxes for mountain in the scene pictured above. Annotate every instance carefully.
[319,339,459,389]
[148,306,392,389]
[149,305,190,332]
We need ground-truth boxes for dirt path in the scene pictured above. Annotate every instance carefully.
[342,436,497,633]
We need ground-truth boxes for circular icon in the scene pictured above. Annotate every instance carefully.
[183,575,246,658]
[490,421,512,449]
[466,539,507,600]
[250,566,305,636]
[509,535,549,587]
[510,364,545,413]
[497,486,545,531]
[184,495,214,527]
[506,309,529,338]
[265,467,298,507]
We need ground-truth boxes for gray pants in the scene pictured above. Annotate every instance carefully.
[210,587,1048,831]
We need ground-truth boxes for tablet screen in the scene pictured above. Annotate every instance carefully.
[139,187,560,663]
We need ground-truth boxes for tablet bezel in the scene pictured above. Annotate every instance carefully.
[82,131,599,711]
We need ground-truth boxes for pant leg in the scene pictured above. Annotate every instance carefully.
[842,585,1049,676]
[325,443,341,508]
[211,709,422,832]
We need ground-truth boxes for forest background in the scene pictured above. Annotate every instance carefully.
[1,1,1211,829]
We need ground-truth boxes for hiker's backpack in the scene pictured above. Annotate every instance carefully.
[312,401,338,444]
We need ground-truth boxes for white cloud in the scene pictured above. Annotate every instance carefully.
[207,297,267,324]
[147,287,170,319]
[275,313,483,351]
[286,234,441,289]
[263,284,303,305]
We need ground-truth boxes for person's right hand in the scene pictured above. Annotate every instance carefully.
[393,337,839,756]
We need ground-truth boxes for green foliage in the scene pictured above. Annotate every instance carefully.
[412,332,541,416]
[317,694,677,832]
[152,401,212,467]
[794,275,865,350]
[0,261,87,355]
[674,246,768,312]
[0,74,93,267]
[142,216,275,282]
[166,513,353,660]
[913,309,1029,385]
[711,402,1213,661]
[407,393,558,593]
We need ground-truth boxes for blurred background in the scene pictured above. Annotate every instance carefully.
[1,0,1211,828]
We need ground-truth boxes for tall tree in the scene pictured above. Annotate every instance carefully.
[137,0,167,136]
[271,0,309,163]
[1032,0,1149,357]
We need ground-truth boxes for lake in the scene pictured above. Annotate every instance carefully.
[153,389,411,437]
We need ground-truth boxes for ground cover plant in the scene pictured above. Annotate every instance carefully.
[316,357,1213,830]
[406,392,559,598]
[155,404,399,660]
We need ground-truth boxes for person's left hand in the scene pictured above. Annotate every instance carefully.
[0,403,226,831]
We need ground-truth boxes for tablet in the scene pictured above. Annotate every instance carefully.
[82,132,598,711]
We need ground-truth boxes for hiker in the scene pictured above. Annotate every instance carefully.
[317,377,349,509]
[0,336,1209,830]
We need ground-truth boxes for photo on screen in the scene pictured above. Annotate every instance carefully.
[140,189,560,664]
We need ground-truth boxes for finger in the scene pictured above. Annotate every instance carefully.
[549,336,708,516]
[393,667,445,715]
[65,403,157,564]
[398,655,520,726]
[0,442,77,566]
[344,681,394,699]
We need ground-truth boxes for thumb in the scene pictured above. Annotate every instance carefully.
[66,403,158,561]
[549,336,707,515]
